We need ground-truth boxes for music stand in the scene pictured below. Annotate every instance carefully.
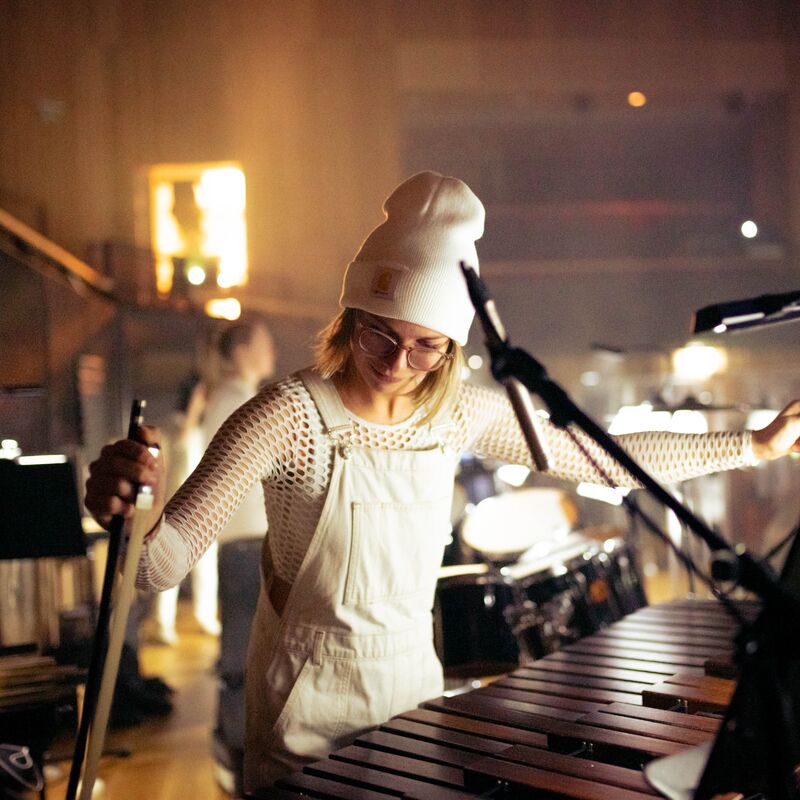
[689,528,800,800]
[644,530,800,799]
[0,459,86,560]
[774,525,800,603]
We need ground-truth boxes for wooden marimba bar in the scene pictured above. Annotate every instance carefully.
[265,600,754,799]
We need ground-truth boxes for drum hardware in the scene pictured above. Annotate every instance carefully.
[502,591,577,663]
[0,743,44,795]
[435,526,647,681]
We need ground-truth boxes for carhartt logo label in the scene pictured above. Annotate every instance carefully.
[370,267,401,299]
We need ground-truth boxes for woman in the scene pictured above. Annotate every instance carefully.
[85,171,800,792]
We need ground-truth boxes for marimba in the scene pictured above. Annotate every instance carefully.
[265,599,754,799]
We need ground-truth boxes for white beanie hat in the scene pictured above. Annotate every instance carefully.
[339,171,484,345]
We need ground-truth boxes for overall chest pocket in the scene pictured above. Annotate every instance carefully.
[344,499,450,606]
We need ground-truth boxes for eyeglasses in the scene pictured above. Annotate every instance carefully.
[356,322,453,372]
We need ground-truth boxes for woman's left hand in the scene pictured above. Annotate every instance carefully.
[751,401,800,461]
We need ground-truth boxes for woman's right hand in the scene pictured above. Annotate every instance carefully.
[84,425,165,532]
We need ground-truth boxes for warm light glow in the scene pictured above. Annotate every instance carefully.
[467,354,484,370]
[153,183,185,253]
[193,166,248,288]
[186,264,207,285]
[740,220,758,239]
[671,343,728,381]
[155,257,174,295]
[205,297,242,320]
[627,91,647,108]
[149,162,248,297]
[152,181,185,294]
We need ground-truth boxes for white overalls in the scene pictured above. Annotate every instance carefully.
[244,369,458,791]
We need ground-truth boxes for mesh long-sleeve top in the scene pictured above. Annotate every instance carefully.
[138,372,754,591]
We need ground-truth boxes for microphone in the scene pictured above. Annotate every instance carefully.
[461,262,550,472]
[693,289,800,334]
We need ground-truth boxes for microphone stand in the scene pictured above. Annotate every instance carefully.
[461,263,800,799]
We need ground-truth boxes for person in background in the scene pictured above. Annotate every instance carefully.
[84,171,800,792]
[151,372,207,644]
[202,319,276,796]
[198,319,276,627]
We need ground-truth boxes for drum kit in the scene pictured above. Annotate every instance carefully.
[435,464,647,681]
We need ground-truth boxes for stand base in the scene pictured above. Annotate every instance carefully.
[644,742,711,800]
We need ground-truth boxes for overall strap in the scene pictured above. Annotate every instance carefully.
[298,368,352,436]
[428,395,456,438]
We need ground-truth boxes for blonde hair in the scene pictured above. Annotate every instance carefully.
[314,308,464,424]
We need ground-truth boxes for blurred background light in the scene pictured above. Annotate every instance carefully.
[580,370,601,387]
[745,408,779,430]
[0,439,21,459]
[194,166,248,289]
[627,91,647,108]
[186,264,207,285]
[576,482,631,505]
[204,297,241,320]
[17,454,67,465]
[609,403,671,433]
[496,464,530,487]
[671,343,728,381]
[740,219,758,238]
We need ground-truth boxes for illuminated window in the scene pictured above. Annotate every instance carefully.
[148,162,248,296]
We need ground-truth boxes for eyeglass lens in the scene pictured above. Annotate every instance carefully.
[358,327,446,371]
